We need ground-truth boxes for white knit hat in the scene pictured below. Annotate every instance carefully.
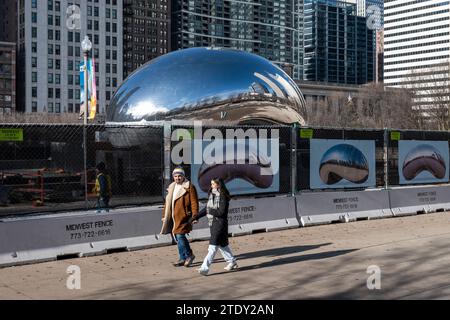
[172,167,185,176]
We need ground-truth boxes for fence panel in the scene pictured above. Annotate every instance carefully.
[0,123,164,217]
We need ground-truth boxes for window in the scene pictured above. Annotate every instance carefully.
[55,45,60,55]
[47,0,53,11]
[68,74,73,85]
[48,102,54,113]
[32,57,37,68]
[48,58,53,69]
[32,42,37,53]
[32,72,37,83]
[48,29,53,40]
[68,32,73,42]
[55,89,60,99]
[32,101,38,112]
[48,73,53,84]
[55,74,60,85]
[32,87,37,98]
[48,15,53,25]
[48,44,53,54]
[55,59,60,70]
[32,27,37,38]
[32,12,37,23]
[32,0,37,9]
[48,88,53,98]
[55,103,60,113]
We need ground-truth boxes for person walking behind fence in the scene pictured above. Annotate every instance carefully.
[161,167,199,267]
[194,178,238,276]
[94,162,112,213]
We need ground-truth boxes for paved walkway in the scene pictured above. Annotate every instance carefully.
[1,212,450,299]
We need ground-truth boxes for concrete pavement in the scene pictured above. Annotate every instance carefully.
[1,211,450,299]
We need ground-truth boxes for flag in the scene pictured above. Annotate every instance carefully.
[88,56,97,120]
[79,58,98,120]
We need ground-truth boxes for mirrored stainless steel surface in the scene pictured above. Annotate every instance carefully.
[402,144,446,180]
[319,144,369,185]
[107,47,306,125]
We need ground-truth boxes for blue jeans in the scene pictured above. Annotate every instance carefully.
[175,234,193,261]
[96,197,110,212]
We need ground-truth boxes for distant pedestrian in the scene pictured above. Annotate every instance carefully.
[194,178,238,276]
[94,162,112,213]
[161,167,199,267]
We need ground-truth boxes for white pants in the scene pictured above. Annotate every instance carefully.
[200,245,236,270]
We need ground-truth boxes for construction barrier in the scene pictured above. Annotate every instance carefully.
[189,195,299,240]
[0,205,171,267]
[296,189,392,226]
[388,185,450,216]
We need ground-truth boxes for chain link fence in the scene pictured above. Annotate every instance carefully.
[0,124,163,217]
[2,122,450,217]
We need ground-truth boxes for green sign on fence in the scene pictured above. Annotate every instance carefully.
[0,128,23,142]
[390,131,401,141]
[300,128,314,139]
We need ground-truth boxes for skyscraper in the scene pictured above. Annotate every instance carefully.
[303,0,374,84]
[171,0,303,79]
[123,0,171,79]
[16,0,123,114]
[384,0,450,108]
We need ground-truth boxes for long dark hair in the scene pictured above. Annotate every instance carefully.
[209,178,231,200]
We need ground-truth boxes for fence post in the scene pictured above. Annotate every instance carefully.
[291,124,298,196]
[163,121,172,197]
[384,128,389,189]
[83,124,88,209]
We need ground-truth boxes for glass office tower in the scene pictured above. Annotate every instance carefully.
[303,0,374,84]
[172,0,303,79]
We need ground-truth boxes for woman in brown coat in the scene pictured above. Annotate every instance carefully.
[161,167,199,267]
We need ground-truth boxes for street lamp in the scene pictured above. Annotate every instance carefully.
[81,36,92,125]
[81,36,92,209]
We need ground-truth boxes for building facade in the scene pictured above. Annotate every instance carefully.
[16,0,123,114]
[384,0,450,108]
[0,42,16,113]
[123,0,171,79]
[0,1,18,43]
[171,0,303,79]
[303,0,374,85]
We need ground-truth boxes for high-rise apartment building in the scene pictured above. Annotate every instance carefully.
[16,0,123,114]
[303,0,374,84]
[123,0,171,79]
[384,0,450,107]
[171,0,303,79]
[0,42,16,113]
[0,1,18,43]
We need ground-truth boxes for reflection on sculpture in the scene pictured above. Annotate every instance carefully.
[402,144,446,180]
[197,141,273,192]
[107,47,306,125]
[319,144,369,185]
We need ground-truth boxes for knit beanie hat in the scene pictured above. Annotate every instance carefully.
[172,167,185,176]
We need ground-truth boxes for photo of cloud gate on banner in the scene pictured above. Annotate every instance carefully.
[107,47,307,126]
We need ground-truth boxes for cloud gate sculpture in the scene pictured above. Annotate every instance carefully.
[107,47,306,125]
[402,144,446,180]
[319,144,370,185]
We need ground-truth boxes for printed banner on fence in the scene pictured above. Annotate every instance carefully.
[80,58,97,120]
[310,139,376,189]
[190,138,280,198]
[398,140,449,185]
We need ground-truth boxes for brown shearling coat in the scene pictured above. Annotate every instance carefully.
[160,180,199,235]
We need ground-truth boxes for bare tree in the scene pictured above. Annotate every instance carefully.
[305,82,419,129]
[405,63,450,130]
[0,112,105,124]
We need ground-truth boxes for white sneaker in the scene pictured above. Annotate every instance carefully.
[224,262,238,271]
[197,268,209,276]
